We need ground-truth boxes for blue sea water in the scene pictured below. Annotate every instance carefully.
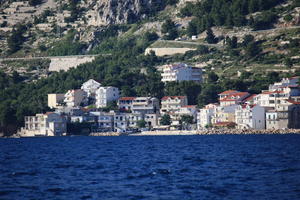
[0,135,300,200]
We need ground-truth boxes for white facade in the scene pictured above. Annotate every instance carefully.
[20,113,66,137]
[144,113,159,127]
[197,104,218,129]
[269,77,299,91]
[131,97,160,115]
[256,91,287,108]
[161,63,202,83]
[161,96,188,115]
[219,92,250,107]
[235,105,266,130]
[266,111,279,129]
[64,89,87,107]
[212,104,239,125]
[118,97,136,111]
[81,79,101,97]
[95,87,119,108]
[175,105,197,123]
[89,111,114,132]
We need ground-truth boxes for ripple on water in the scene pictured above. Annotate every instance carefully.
[0,135,300,199]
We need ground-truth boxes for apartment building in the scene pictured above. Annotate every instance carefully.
[266,99,300,129]
[235,104,266,129]
[131,97,160,115]
[212,104,239,125]
[81,79,101,98]
[197,103,218,129]
[64,89,87,107]
[118,97,136,111]
[268,76,299,91]
[219,91,250,107]
[161,63,202,83]
[89,111,115,132]
[95,86,119,108]
[20,113,66,137]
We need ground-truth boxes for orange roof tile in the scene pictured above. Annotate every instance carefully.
[261,91,284,94]
[286,100,300,105]
[182,105,197,108]
[119,97,136,101]
[218,90,238,95]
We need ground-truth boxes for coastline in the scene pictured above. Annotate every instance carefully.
[4,129,300,138]
[133,129,300,136]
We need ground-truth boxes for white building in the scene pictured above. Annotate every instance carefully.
[64,89,87,107]
[219,91,250,107]
[118,97,136,111]
[81,79,101,98]
[131,97,160,115]
[89,111,115,132]
[19,113,66,137]
[144,113,159,127]
[212,104,239,125]
[178,105,197,118]
[95,86,119,108]
[197,103,218,129]
[235,105,266,130]
[161,96,188,115]
[161,63,202,83]
[268,76,299,91]
[160,96,188,125]
[266,110,279,129]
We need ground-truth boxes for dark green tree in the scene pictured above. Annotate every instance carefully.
[245,41,261,58]
[207,72,219,83]
[205,28,217,44]
[161,19,178,40]
[137,120,146,128]
[160,114,171,125]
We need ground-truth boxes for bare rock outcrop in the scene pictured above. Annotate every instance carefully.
[85,0,163,26]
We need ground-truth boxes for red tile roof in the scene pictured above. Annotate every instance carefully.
[261,91,284,94]
[119,97,136,101]
[161,96,187,100]
[287,100,300,105]
[220,92,250,101]
[218,90,238,95]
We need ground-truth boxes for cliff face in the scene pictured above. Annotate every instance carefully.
[85,0,163,26]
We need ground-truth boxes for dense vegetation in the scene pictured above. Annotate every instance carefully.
[1,0,300,135]
[181,0,289,35]
[1,27,297,135]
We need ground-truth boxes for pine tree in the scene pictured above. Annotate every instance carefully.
[205,28,217,44]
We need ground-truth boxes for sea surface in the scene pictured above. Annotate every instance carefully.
[1,135,300,200]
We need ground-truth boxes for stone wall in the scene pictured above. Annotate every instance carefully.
[145,47,196,56]
[48,56,97,72]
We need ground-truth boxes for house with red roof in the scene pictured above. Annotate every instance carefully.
[219,92,251,106]
[118,97,136,111]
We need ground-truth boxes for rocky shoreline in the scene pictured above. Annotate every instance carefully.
[194,129,300,135]
[89,132,122,136]
[136,129,300,136]
[4,129,300,138]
